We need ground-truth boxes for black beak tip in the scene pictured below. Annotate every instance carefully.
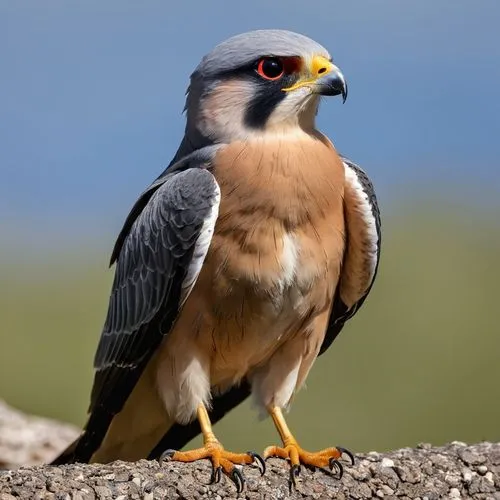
[342,83,348,103]
[316,73,348,103]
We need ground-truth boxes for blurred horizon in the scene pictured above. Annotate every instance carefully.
[2,1,500,236]
[1,1,499,456]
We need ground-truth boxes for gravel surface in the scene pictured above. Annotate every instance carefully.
[1,441,499,499]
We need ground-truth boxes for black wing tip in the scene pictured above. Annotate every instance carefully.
[50,434,87,465]
[51,408,117,466]
[50,440,78,465]
[109,251,118,267]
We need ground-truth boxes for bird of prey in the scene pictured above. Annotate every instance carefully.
[53,29,381,491]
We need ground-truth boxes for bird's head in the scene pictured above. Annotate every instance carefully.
[183,29,347,144]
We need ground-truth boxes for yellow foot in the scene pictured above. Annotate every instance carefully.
[160,442,265,493]
[264,441,354,489]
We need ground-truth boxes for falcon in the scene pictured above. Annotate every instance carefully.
[53,29,381,491]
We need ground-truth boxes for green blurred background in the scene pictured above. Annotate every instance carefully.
[2,198,499,455]
[1,1,499,457]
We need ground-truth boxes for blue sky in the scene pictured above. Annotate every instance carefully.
[1,1,499,247]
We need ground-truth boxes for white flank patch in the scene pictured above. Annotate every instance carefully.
[180,182,221,306]
[157,352,211,424]
[250,339,303,416]
[343,162,379,283]
[272,359,301,409]
[174,357,211,424]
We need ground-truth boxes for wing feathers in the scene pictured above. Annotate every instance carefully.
[339,158,381,308]
[92,168,220,413]
[320,156,381,355]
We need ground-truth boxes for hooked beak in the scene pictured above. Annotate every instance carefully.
[282,54,348,103]
[313,68,348,102]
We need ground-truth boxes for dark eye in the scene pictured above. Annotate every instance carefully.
[256,57,284,81]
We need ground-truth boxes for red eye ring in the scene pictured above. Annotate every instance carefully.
[256,57,284,81]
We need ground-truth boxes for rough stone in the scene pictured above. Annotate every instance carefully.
[1,401,500,499]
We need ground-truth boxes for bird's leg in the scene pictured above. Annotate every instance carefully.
[160,403,265,492]
[263,406,354,489]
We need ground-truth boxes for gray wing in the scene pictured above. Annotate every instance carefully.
[60,164,221,463]
[320,156,382,354]
[91,167,220,413]
[51,146,224,465]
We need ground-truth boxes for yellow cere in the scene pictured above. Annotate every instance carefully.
[282,55,335,92]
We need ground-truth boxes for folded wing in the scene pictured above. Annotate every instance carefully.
[320,156,382,354]
[55,165,221,463]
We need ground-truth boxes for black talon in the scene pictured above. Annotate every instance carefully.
[329,458,344,479]
[231,468,245,494]
[288,464,301,491]
[337,446,355,466]
[303,463,316,472]
[247,451,266,476]
[210,466,222,484]
[158,449,177,465]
